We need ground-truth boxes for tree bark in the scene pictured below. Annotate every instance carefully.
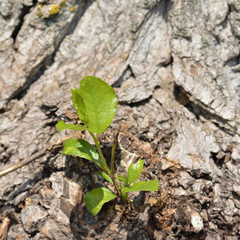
[0,0,239,239]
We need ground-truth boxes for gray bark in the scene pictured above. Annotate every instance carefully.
[0,0,240,239]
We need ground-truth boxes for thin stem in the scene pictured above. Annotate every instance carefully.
[110,126,121,175]
[89,132,110,175]
[89,130,128,204]
[111,175,122,198]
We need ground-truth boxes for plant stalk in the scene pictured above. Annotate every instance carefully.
[89,132,110,174]
[110,126,121,176]
[111,175,122,198]
[89,130,128,204]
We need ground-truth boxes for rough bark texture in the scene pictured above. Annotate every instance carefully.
[0,0,240,239]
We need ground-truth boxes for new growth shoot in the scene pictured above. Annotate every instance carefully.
[57,76,158,216]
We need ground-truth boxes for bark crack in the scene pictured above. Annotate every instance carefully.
[9,0,95,102]
[173,84,236,135]
[11,1,37,43]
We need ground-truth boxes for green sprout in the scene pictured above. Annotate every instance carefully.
[56,76,159,216]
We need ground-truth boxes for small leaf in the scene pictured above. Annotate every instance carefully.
[119,182,128,201]
[56,120,87,132]
[121,179,159,193]
[63,139,103,169]
[72,76,118,134]
[116,175,127,185]
[71,89,86,122]
[96,171,113,185]
[126,160,144,185]
[85,187,117,216]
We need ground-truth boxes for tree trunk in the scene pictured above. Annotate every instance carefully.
[0,0,239,239]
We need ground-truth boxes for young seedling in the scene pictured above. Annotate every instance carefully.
[57,76,159,216]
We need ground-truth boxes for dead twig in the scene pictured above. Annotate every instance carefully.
[0,133,81,178]
[0,149,46,178]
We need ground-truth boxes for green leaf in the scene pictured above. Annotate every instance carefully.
[72,76,118,134]
[56,120,87,132]
[119,182,128,201]
[96,171,113,185]
[116,175,127,185]
[71,89,86,122]
[85,187,117,216]
[121,179,159,193]
[63,139,103,169]
[126,160,144,185]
